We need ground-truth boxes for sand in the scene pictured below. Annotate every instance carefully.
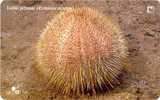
[1,0,160,100]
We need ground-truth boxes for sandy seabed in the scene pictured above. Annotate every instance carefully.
[1,0,160,100]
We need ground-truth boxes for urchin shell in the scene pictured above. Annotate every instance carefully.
[37,7,128,96]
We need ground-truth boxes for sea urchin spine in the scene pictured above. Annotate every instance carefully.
[36,7,128,96]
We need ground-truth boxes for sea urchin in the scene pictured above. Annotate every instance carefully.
[36,7,128,96]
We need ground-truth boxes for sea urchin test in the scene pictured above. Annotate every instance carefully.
[37,7,128,95]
